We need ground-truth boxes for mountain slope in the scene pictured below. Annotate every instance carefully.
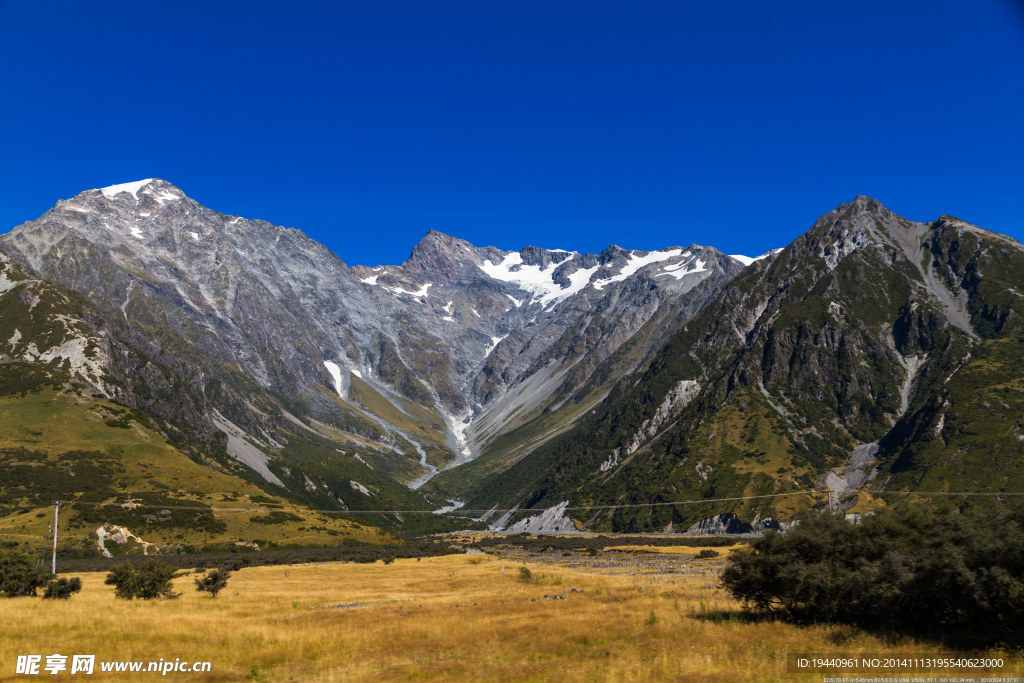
[468,197,1024,531]
[0,251,392,551]
[1,180,741,498]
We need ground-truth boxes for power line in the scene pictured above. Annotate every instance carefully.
[872,490,1024,496]
[27,488,1024,519]
[50,491,819,516]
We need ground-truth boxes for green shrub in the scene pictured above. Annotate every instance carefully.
[248,511,303,525]
[43,577,82,600]
[697,549,720,559]
[518,566,533,583]
[105,559,180,599]
[194,568,230,598]
[0,548,48,597]
[721,501,1024,647]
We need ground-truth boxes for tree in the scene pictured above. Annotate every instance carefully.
[194,568,230,598]
[43,577,82,600]
[0,547,48,597]
[105,559,180,599]
[721,501,1024,647]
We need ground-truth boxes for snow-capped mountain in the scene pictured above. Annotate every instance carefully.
[4,181,1021,535]
[468,196,1024,533]
[1,179,744,494]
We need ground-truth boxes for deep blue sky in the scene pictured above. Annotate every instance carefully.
[1,1,1021,265]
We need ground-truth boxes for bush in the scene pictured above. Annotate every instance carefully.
[0,548,49,597]
[249,511,303,525]
[194,568,230,598]
[105,559,180,599]
[721,501,1024,647]
[697,549,720,558]
[43,577,82,600]
[518,566,533,583]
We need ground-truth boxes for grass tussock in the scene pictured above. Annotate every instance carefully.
[2,552,1021,681]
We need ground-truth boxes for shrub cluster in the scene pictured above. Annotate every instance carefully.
[0,547,83,600]
[194,568,230,598]
[470,534,738,554]
[0,547,49,597]
[59,540,458,573]
[43,577,82,600]
[105,559,180,599]
[721,501,1024,647]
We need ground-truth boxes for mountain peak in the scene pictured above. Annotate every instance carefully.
[845,195,895,218]
[402,229,479,279]
[85,178,186,204]
[97,178,156,197]
[413,229,463,250]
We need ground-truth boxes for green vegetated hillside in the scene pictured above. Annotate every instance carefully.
[3,195,1023,545]
[466,199,1024,531]
[0,386,394,556]
[0,251,452,554]
[878,225,1024,493]
[425,268,738,502]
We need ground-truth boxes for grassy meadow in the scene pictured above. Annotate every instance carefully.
[3,544,1021,681]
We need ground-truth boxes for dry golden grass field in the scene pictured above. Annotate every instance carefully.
[2,543,1022,682]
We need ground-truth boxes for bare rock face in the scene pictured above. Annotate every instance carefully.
[12,184,1017,534]
[0,179,743,493]
[685,513,783,535]
[496,501,579,534]
[469,196,1024,533]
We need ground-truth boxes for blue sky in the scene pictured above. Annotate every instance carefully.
[1,1,1021,265]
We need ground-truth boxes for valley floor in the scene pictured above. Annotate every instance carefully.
[2,543,1021,681]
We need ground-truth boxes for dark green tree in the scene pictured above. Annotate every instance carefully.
[0,547,49,597]
[43,577,82,600]
[194,568,230,598]
[105,559,180,600]
[721,501,1024,647]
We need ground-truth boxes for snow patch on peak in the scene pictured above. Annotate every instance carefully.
[657,257,707,280]
[730,249,782,267]
[478,252,562,297]
[99,179,155,198]
[478,251,596,309]
[151,189,181,204]
[592,249,683,290]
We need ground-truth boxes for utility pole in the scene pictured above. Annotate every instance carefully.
[51,501,59,575]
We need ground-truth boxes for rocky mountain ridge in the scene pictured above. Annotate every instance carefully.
[1,179,745,506]
[7,182,1017,537]
[464,196,1024,532]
